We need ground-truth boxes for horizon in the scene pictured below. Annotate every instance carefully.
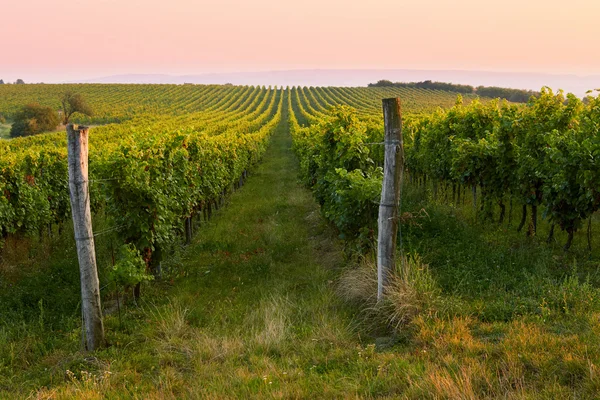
[2,68,597,99]
[3,68,594,98]
[3,67,600,85]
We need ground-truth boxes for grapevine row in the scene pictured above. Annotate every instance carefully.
[290,87,600,250]
[0,87,283,262]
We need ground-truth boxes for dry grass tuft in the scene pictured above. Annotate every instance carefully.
[338,254,441,333]
[249,295,291,350]
[147,300,191,341]
[422,364,479,400]
[383,254,440,329]
[146,300,196,370]
[34,368,113,400]
[336,256,377,305]
[192,332,245,363]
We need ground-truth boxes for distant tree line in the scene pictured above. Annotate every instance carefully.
[369,79,474,94]
[0,79,25,84]
[474,86,540,103]
[368,80,540,103]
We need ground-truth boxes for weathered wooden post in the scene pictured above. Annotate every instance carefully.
[377,98,404,302]
[67,124,105,351]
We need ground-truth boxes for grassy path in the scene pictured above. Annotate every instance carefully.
[134,102,361,397]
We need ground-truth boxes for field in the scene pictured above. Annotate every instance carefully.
[1,84,600,399]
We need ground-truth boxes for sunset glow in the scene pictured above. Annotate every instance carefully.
[1,0,600,82]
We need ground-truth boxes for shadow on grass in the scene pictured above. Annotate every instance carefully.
[401,185,600,323]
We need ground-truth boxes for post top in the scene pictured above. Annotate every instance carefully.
[66,123,89,131]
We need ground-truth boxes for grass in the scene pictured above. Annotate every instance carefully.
[0,123,11,139]
[400,186,600,322]
[2,109,600,398]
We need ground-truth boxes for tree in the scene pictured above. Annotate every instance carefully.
[60,92,93,124]
[10,103,60,137]
[0,79,4,84]
[15,79,25,84]
[368,79,394,87]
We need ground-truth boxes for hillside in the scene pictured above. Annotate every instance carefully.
[69,69,600,97]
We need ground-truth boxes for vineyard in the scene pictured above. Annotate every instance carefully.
[2,84,600,398]
[291,87,600,251]
[1,85,280,252]
[0,84,473,251]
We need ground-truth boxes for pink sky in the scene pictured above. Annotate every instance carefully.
[2,0,600,83]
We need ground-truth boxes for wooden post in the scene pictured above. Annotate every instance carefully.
[377,98,404,302]
[67,124,105,351]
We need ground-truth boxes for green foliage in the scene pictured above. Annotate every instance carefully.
[109,244,153,289]
[60,91,94,124]
[290,104,383,244]
[9,103,59,138]
[404,89,600,246]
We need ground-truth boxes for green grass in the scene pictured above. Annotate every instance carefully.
[2,110,600,398]
[0,123,11,139]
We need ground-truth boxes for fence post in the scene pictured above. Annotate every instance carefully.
[67,124,105,351]
[377,98,404,302]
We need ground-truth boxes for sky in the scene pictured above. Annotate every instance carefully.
[1,0,600,83]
